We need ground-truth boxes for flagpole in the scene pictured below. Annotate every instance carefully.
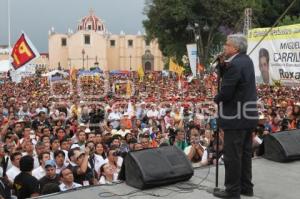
[8,0,11,50]
[7,0,12,72]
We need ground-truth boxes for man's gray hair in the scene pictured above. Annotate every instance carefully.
[227,34,248,54]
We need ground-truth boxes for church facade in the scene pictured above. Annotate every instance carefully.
[48,10,164,71]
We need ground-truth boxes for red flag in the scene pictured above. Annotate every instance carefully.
[11,33,39,70]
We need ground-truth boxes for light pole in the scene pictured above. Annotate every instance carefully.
[186,22,209,76]
[129,55,132,78]
[81,49,85,70]
[86,55,89,69]
[94,56,99,69]
[186,23,200,77]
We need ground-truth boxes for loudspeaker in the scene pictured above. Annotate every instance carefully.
[124,146,194,189]
[264,130,300,162]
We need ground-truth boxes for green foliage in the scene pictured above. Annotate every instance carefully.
[278,15,300,26]
[255,0,300,27]
[143,0,300,71]
[143,0,252,68]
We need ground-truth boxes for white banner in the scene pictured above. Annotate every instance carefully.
[186,44,197,77]
[247,24,300,85]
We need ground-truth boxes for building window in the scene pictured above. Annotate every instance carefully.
[98,26,101,31]
[128,40,133,47]
[84,35,90,45]
[88,25,92,30]
[61,38,67,46]
[110,40,115,47]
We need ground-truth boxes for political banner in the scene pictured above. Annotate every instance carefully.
[186,43,197,77]
[247,24,300,85]
[11,32,40,70]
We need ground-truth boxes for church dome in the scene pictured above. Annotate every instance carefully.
[77,9,106,32]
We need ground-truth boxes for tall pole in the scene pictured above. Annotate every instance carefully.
[129,55,132,78]
[86,55,88,69]
[195,35,199,78]
[82,49,85,70]
[8,0,11,49]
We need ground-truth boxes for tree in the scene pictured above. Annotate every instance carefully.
[255,0,300,27]
[143,0,261,69]
[278,15,300,26]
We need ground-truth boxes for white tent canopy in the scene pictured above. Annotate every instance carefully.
[0,60,11,72]
[42,70,69,77]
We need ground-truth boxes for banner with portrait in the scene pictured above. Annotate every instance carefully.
[247,24,300,86]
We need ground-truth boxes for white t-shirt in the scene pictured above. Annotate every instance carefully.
[94,154,108,175]
[32,166,46,180]
[6,165,20,182]
[59,182,82,191]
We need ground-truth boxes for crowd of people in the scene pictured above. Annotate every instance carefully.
[0,70,299,198]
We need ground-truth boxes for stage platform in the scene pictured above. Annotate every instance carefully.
[37,157,300,199]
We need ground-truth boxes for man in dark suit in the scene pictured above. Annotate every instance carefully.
[213,34,258,199]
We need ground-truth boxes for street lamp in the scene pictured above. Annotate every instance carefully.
[94,56,99,69]
[186,22,209,75]
[186,23,200,77]
[86,55,89,69]
[129,55,132,79]
[81,49,85,70]
[129,55,132,71]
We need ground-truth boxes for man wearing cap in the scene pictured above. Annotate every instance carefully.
[67,147,95,185]
[39,160,60,192]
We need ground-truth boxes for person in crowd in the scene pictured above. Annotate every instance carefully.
[184,130,204,166]
[94,143,107,177]
[13,155,40,199]
[6,152,22,183]
[59,168,82,191]
[173,129,188,151]
[39,160,60,192]
[53,150,66,174]
[98,163,118,184]
[32,151,51,180]
[67,147,95,186]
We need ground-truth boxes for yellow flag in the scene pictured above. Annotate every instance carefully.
[169,58,184,76]
[126,81,132,97]
[70,67,77,81]
[137,65,144,81]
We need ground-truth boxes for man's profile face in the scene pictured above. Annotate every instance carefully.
[259,56,269,83]
[224,40,238,58]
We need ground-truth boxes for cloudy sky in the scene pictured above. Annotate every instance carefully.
[0,0,146,52]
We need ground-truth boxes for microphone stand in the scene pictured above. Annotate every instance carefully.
[214,61,222,192]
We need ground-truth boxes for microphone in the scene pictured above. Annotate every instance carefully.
[211,52,225,70]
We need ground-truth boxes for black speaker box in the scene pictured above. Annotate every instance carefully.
[124,146,194,189]
[264,130,300,162]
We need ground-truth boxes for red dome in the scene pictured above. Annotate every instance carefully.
[77,9,105,32]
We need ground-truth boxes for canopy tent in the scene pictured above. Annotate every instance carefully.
[77,69,102,76]
[109,70,130,75]
[42,70,69,77]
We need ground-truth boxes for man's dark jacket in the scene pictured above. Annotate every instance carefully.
[214,53,258,130]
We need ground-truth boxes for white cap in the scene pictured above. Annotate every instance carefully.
[70,143,80,149]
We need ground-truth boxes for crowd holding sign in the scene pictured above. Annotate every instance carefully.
[248,24,300,85]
